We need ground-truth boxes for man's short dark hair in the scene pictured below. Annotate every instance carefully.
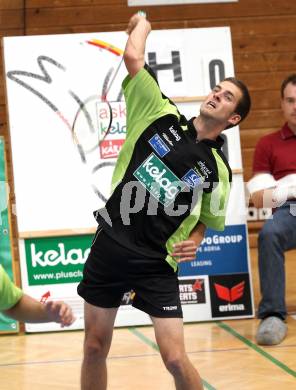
[281,74,296,98]
[224,77,251,129]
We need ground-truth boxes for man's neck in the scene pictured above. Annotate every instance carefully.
[287,121,296,135]
[193,116,224,141]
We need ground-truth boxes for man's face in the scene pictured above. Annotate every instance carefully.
[200,81,242,127]
[281,82,296,128]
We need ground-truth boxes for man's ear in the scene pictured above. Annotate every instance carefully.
[228,113,241,127]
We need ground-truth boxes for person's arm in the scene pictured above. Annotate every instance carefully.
[3,295,75,327]
[124,13,151,78]
[248,136,275,208]
[250,188,274,209]
[172,222,206,263]
[247,172,276,208]
[0,265,23,311]
[248,173,296,208]
[250,190,265,208]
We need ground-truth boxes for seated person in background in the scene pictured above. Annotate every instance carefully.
[247,74,296,345]
[0,264,75,326]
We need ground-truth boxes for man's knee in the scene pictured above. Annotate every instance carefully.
[162,351,188,375]
[259,221,281,245]
[83,333,110,362]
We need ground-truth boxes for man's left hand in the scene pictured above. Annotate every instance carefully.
[172,240,198,263]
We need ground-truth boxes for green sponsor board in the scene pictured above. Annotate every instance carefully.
[24,235,93,286]
[134,153,186,206]
[0,137,18,332]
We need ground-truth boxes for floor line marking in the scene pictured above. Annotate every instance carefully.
[0,344,249,368]
[129,326,217,390]
[216,321,296,378]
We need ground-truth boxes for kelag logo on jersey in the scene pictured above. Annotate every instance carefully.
[209,274,253,318]
[182,169,204,188]
[149,134,170,157]
[179,278,206,305]
[134,153,186,206]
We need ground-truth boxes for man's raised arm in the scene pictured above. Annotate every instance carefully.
[124,13,151,78]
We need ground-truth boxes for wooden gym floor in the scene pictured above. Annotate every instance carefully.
[0,248,295,390]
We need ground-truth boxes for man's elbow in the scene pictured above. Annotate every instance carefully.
[123,51,144,78]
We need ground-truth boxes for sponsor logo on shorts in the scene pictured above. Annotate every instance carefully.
[182,169,204,188]
[148,134,170,157]
[121,290,135,306]
[163,305,178,311]
[134,153,186,206]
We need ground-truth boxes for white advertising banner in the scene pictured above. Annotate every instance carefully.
[3,27,253,332]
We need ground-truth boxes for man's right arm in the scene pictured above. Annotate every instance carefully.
[250,189,269,209]
[122,14,177,134]
[247,136,275,208]
[247,173,277,208]
[246,135,296,208]
[124,13,151,78]
[248,173,296,208]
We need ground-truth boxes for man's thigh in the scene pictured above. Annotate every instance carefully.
[266,205,296,250]
[131,257,182,318]
[78,230,129,308]
[151,316,186,357]
[84,302,118,351]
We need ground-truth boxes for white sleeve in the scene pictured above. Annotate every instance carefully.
[247,173,276,195]
[273,174,296,203]
[276,174,296,187]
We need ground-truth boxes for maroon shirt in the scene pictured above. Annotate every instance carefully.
[253,123,296,180]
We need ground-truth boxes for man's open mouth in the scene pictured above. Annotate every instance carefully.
[207,101,216,108]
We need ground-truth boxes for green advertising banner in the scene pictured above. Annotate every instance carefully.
[0,137,18,332]
[24,235,92,286]
[19,234,93,332]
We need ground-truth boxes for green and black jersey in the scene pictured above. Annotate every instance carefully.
[95,65,231,271]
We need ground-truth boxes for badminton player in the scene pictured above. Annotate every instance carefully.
[78,12,251,390]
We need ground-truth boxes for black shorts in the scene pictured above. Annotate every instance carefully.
[77,228,182,318]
